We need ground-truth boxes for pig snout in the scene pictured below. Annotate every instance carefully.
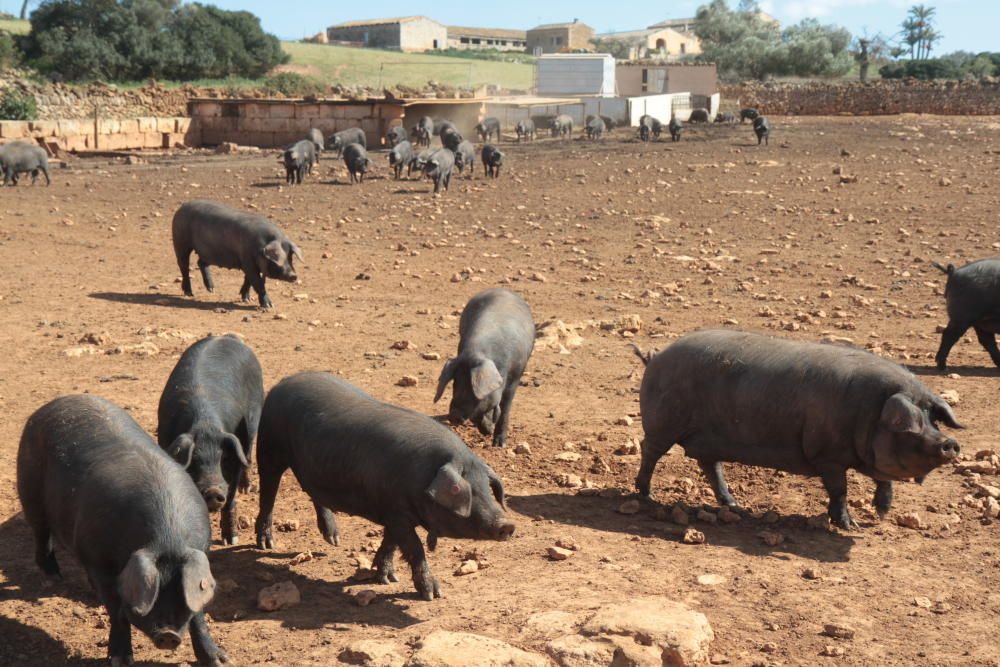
[936,438,960,460]
[496,520,515,541]
[202,486,226,512]
[153,630,183,651]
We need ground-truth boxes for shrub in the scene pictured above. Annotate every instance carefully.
[0,86,37,120]
[262,71,324,97]
[0,31,19,69]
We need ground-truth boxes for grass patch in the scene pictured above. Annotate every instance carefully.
[0,18,30,35]
[278,42,533,90]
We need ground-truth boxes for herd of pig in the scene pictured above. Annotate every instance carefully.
[8,106,1000,666]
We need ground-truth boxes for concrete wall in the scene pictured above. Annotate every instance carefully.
[721,80,1000,116]
[616,64,717,97]
[0,117,197,153]
[537,55,616,96]
[486,97,629,132]
[191,99,407,148]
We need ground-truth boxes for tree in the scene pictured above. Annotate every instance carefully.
[901,5,941,60]
[590,37,632,60]
[852,32,891,82]
[22,0,287,82]
[20,1,35,20]
[694,0,851,81]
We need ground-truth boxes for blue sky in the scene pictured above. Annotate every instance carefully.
[6,1,996,55]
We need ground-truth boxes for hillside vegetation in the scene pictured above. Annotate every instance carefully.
[277,42,533,91]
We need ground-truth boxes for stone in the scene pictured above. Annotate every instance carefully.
[671,505,690,526]
[514,442,532,455]
[696,509,718,525]
[581,597,714,666]
[256,581,300,611]
[339,640,406,667]
[717,508,741,524]
[355,589,378,607]
[396,375,419,387]
[820,645,845,657]
[802,567,822,580]
[757,530,784,546]
[821,624,855,640]
[525,610,578,638]
[895,512,927,530]
[555,452,581,462]
[618,499,641,515]
[421,352,441,361]
[682,528,706,545]
[455,560,479,576]
[555,537,579,551]
[939,389,959,406]
[548,546,574,561]
[406,631,548,667]
[546,634,616,667]
[696,574,726,586]
[557,473,583,488]
[391,340,416,351]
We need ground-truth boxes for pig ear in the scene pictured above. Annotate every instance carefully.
[262,239,287,266]
[289,243,304,263]
[488,473,506,509]
[119,549,159,617]
[931,397,964,429]
[426,463,472,518]
[166,434,196,469]
[181,549,216,613]
[470,359,503,400]
[879,393,923,434]
[434,358,459,403]
[223,433,249,467]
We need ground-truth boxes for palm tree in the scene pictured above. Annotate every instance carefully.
[19,1,33,20]
[901,5,940,60]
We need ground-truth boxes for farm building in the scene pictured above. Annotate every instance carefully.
[447,26,527,51]
[615,62,718,97]
[536,54,616,96]
[526,19,595,55]
[325,16,446,52]
[595,26,701,60]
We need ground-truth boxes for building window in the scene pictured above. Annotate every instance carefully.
[680,43,686,54]
[473,38,481,44]
[433,39,439,49]
[461,37,469,44]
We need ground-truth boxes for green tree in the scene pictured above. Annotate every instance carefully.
[901,5,940,60]
[590,37,632,60]
[22,0,287,82]
[694,0,851,81]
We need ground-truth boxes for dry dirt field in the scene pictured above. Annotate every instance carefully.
[0,116,998,667]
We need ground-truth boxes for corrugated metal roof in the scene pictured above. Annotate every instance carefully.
[331,16,438,29]
[447,26,527,40]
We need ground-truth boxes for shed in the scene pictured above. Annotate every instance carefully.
[536,54,616,97]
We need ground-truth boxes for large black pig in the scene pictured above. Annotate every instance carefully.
[17,395,226,666]
[633,330,963,529]
[158,334,265,545]
[932,258,1000,369]
[255,372,515,600]
[172,200,303,309]
[435,288,534,448]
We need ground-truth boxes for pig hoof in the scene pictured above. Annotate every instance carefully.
[109,655,135,667]
[322,531,340,547]
[223,535,239,547]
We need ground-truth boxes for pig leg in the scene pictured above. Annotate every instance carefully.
[221,482,240,546]
[935,321,969,369]
[874,480,893,519]
[973,326,1000,367]
[374,535,399,583]
[313,502,340,546]
[198,259,215,293]
[492,385,519,448]
[242,264,272,309]
[818,464,857,530]
[239,276,252,303]
[29,520,61,579]
[636,437,675,497]
[389,521,440,600]
[698,461,738,508]
[176,246,194,297]
[93,576,134,666]
[254,447,288,549]
[190,611,228,666]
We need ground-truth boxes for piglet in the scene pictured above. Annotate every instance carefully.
[435,288,534,447]
[18,395,226,665]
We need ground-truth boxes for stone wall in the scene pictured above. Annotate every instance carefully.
[192,98,405,148]
[720,79,1000,116]
[0,117,198,152]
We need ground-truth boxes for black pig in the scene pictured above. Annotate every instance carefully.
[932,258,1000,369]
[754,116,770,145]
[158,334,265,545]
[481,144,503,178]
[435,288,534,447]
[172,200,303,309]
[329,127,367,157]
[633,330,963,529]
[18,395,226,666]
[255,372,515,600]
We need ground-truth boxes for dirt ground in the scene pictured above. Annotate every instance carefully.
[0,115,998,667]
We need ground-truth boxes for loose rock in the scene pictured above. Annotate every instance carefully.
[257,581,300,612]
